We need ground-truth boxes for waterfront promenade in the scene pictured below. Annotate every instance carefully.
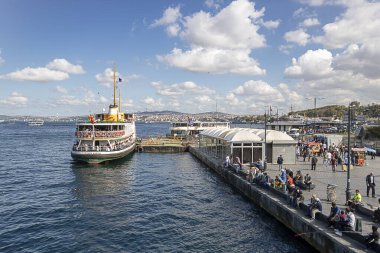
[266,156,380,236]
[190,146,380,252]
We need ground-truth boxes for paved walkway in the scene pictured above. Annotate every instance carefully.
[266,156,380,236]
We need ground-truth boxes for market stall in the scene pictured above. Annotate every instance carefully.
[352,148,366,166]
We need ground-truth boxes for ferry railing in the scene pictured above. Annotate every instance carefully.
[75,130,125,138]
[73,143,134,152]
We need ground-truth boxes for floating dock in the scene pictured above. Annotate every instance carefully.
[136,137,190,153]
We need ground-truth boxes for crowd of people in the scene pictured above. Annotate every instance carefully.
[222,153,380,250]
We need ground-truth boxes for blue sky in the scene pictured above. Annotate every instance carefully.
[0,0,379,116]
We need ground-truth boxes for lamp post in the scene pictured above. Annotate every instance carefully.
[346,104,352,202]
[264,111,267,171]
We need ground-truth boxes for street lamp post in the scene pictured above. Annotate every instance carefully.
[346,104,352,202]
[264,111,267,171]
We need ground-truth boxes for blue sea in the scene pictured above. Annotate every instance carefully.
[0,122,315,252]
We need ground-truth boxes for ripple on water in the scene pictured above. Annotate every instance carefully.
[0,123,316,253]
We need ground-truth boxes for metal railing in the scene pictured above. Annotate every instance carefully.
[72,143,134,152]
[75,130,125,138]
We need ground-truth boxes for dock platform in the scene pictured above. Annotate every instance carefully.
[136,137,190,153]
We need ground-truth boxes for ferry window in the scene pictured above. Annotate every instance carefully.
[243,143,252,146]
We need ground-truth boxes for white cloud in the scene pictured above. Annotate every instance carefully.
[158,47,266,75]
[205,0,223,9]
[0,67,69,82]
[313,1,380,48]
[152,81,215,96]
[278,44,294,55]
[166,23,181,37]
[301,18,320,27]
[278,83,304,105]
[298,0,328,6]
[232,80,284,102]
[99,96,108,103]
[284,49,334,80]
[0,92,28,106]
[195,95,213,104]
[333,41,380,79]
[180,0,265,50]
[95,68,122,88]
[143,96,165,109]
[56,95,85,106]
[122,99,134,108]
[55,88,104,106]
[284,28,310,46]
[150,6,181,27]
[154,0,268,75]
[260,19,281,29]
[46,58,85,74]
[55,85,68,94]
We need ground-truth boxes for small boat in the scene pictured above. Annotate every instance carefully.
[28,120,44,126]
[71,65,136,164]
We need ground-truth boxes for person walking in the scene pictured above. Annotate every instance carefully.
[277,155,284,171]
[311,155,318,171]
[366,172,376,197]
[331,156,337,172]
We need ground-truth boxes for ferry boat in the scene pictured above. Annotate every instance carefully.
[169,121,230,138]
[28,120,44,126]
[71,65,136,164]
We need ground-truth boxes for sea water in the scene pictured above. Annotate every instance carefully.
[0,122,315,252]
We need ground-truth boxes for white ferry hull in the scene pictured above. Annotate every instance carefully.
[71,143,136,164]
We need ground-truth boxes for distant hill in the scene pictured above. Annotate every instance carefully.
[289,102,380,119]
[290,105,347,118]
[136,110,184,115]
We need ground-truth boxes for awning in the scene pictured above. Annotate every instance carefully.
[365,147,377,154]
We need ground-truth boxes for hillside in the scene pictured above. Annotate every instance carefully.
[289,102,380,119]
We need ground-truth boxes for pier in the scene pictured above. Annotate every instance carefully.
[136,137,190,153]
[188,145,380,253]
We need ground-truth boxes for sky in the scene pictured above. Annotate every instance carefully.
[0,0,379,116]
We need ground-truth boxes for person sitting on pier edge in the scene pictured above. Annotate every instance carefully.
[287,184,296,204]
[327,202,340,228]
[252,159,263,170]
[274,176,283,190]
[303,174,312,191]
[224,155,230,168]
[337,207,355,232]
[308,196,322,220]
[365,225,380,250]
[294,171,303,187]
[291,188,304,208]
[373,198,380,222]
[347,189,362,212]
[286,174,294,189]
[234,156,242,173]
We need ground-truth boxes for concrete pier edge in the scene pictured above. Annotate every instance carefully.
[189,146,373,253]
